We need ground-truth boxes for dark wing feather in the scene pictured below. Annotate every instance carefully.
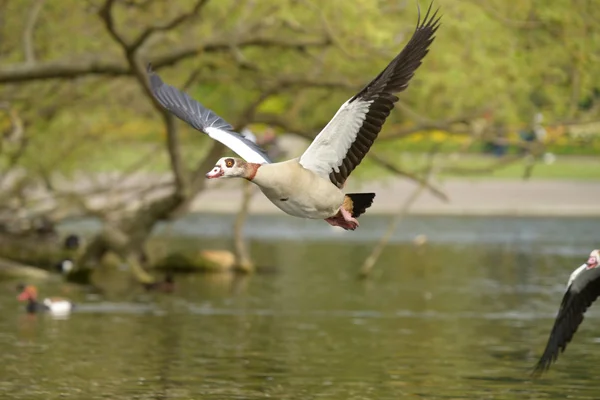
[329,2,441,188]
[532,267,600,375]
[147,64,272,164]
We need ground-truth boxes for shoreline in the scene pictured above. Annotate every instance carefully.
[191,178,600,217]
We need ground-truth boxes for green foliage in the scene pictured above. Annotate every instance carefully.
[0,0,599,179]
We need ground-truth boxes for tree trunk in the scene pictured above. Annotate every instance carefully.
[232,180,255,273]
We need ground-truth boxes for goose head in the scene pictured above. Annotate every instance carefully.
[206,157,253,179]
[586,249,600,268]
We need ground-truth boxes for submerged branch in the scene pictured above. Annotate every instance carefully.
[232,180,255,273]
[359,149,439,279]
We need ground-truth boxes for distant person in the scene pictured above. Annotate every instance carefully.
[490,123,507,157]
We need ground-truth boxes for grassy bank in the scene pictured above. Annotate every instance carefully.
[434,154,600,180]
[74,139,600,181]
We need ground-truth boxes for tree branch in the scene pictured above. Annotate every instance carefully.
[129,0,210,52]
[232,180,254,273]
[98,0,130,49]
[22,0,46,64]
[469,0,542,29]
[367,152,448,202]
[98,0,190,196]
[0,102,24,143]
[379,105,491,141]
[0,103,28,190]
[359,147,439,279]
[0,36,331,84]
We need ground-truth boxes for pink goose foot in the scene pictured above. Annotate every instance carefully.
[324,208,359,231]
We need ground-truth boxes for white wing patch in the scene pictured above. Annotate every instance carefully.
[299,98,373,179]
[567,264,588,289]
[205,127,271,164]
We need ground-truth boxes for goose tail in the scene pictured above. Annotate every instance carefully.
[344,193,376,218]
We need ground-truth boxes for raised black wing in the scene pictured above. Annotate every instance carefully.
[298,2,441,188]
[532,266,600,375]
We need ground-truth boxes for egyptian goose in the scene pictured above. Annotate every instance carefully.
[532,249,600,375]
[147,4,440,230]
[17,284,74,316]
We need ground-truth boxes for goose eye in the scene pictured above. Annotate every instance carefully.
[225,158,234,168]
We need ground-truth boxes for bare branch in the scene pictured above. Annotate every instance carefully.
[181,66,204,90]
[23,0,46,64]
[98,0,129,49]
[129,0,210,52]
[232,180,255,273]
[0,36,331,83]
[359,148,439,279]
[98,1,191,196]
[379,105,491,141]
[468,0,542,29]
[159,35,333,66]
[0,102,24,142]
[0,59,128,83]
[119,0,155,9]
[161,109,188,193]
[368,152,448,202]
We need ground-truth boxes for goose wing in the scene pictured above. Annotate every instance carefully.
[147,65,272,164]
[533,266,600,375]
[298,3,440,188]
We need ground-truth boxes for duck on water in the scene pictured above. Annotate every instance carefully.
[16,284,74,316]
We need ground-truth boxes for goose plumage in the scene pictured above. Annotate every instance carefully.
[533,249,600,375]
[147,3,440,230]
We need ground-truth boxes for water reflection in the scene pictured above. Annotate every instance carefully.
[0,216,599,398]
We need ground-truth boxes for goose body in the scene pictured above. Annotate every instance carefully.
[533,249,600,375]
[253,160,344,219]
[147,4,440,230]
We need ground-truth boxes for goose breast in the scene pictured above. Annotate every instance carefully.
[253,161,344,219]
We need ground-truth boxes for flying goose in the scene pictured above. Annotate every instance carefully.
[532,249,600,375]
[17,284,74,316]
[147,4,440,230]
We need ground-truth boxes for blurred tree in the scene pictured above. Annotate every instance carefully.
[0,0,598,280]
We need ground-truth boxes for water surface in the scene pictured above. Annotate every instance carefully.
[1,215,599,399]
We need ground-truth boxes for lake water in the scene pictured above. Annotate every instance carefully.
[1,214,599,399]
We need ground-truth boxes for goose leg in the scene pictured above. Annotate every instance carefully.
[324,208,359,231]
[339,207,359,229]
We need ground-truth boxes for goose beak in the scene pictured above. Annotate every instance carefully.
[206,166,223,179]
[17,290,29,301]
